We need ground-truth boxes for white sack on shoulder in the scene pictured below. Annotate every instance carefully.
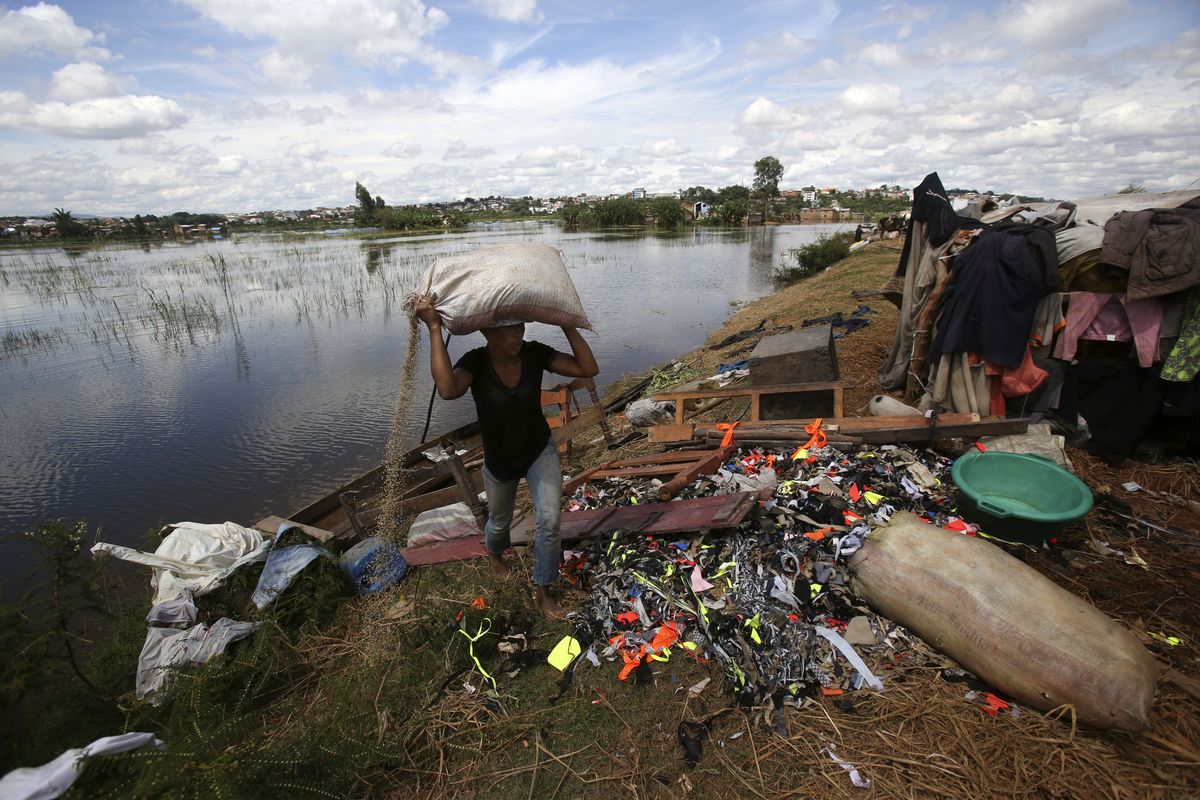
[417,243,591,335]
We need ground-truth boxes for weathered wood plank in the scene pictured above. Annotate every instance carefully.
[254,516,335,543]
[652,381,846,403]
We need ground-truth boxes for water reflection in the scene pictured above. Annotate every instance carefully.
[0,223,846,589]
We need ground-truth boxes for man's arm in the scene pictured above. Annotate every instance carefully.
[413,293,473,399]
[548,326,599,379]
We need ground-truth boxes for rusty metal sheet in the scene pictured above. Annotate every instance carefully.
[556,491,759,542]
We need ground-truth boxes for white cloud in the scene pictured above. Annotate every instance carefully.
[739,97,799,129]
[860,42,906,67]
[0,2,107,60]
[359,86,452,112]
[997,0,1129,51]
[839,83,901,112]
[297,105,333,125]
[443,140,495,160]
[516,144,583,165]
[48,62,134,102]
[382,142,421,158]
[259,51,313,86]
[178,0,451,69]
[286,140,327,160]
[471,0,541,23]
[0,94,190,139]
[638,138,687,157]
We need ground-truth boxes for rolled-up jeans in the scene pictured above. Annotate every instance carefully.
[481,439,562,586]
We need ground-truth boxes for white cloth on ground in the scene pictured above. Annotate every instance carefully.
[91,521,270,605]
[136,618,258,700]
[145,589,197,627]
[0,732,165,800]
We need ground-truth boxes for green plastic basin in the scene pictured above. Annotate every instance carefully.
[951,450,1093,544]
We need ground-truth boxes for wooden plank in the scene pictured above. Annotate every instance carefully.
[547,491,759,543]
[853,418,1029,443]
[593,463,699,479]
[604,448,721,468]
[401,535,489,566]
[254,516,335,544]
[657,444,734,500]
[652,381,845,402]
[551,405,603,445]
[650,423,695,443]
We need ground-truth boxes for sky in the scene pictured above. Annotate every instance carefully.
[0,0,1198,216]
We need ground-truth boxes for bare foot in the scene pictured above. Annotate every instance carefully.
[488,552,512,579]
[536,586,566,620]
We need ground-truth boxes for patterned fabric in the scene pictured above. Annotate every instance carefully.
[1162,290,1200,382]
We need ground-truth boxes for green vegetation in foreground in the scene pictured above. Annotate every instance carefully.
[1,518,741,798]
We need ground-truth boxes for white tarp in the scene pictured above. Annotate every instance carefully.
[0,732,164,800]
[136,618,259,699]
[91,521,270,605]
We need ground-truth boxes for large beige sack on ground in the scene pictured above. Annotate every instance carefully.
[419,243,591,335]
[849,511,1158,730]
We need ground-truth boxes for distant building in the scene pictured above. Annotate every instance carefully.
[631,187,646,199]
[801,186,817,203]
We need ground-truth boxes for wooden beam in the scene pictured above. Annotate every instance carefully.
[650,423,695,443]
[657,444,734,500]
[254,516,335,544]
[652,381,845,402]
[593,463,701,479]
[551,405,604,445]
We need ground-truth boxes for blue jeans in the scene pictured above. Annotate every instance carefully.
[481,439,562,586]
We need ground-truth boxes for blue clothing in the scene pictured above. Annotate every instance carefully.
[481,439,562,585]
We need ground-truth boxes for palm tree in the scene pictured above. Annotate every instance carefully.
[51,208,87,239]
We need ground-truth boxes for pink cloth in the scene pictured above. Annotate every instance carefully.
[1053,292,1165,367]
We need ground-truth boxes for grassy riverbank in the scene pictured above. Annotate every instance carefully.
[4,242,1198,798]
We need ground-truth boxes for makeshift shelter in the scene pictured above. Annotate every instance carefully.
[880,172,1200,464]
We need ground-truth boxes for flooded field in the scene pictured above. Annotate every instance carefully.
[0,222,847,586]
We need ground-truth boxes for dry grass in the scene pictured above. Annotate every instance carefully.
[265,241,1200,798]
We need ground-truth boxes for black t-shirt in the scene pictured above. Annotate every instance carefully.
[454,340,558,481]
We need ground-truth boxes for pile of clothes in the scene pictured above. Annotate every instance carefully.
[567,442,975,710]
[880,171,1200,463]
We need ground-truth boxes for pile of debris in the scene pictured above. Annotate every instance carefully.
[566,440,966,712]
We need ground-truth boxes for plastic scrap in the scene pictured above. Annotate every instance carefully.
[0,732,165,800]
[570,441,962,712]
[548,636,582,671]
[821,741,872,789]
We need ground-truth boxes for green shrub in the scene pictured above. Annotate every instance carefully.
[774,233,852,285]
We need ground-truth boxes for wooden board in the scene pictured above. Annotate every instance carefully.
[254,516,335,543]
[401,535,489,566]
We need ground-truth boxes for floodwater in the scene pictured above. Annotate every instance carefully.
[0,222,849,587]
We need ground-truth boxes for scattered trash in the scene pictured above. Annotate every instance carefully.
[0,732,165,800]
[548,636,582,671]
[821,741,871,789]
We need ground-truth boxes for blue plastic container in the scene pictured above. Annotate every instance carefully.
[339,536,409,594]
